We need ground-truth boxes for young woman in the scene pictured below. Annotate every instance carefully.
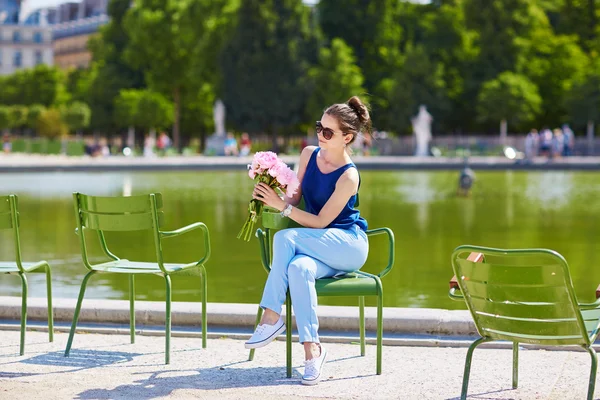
[245,96,370,385]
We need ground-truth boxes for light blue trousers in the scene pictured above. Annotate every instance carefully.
[260,225,369,343]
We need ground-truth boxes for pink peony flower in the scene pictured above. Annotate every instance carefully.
[254,151,279,170]
[248,168,256,179]
[268,160,287,179]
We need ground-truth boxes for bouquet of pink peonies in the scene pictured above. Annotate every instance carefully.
[237,151,300,242]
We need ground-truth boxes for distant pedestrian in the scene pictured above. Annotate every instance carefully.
[224,133,238,156]
[524,129,538,160]
[2,133,11,154]
[562,124,574,156]
[239,132,252,156]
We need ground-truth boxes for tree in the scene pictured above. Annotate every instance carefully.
[26,105,45,133]
[477,72,542,142]
[62,102,91,135]
[220,0,314,150]
[377,45,450,134]
[517,34,588,126]
[86,0,145,132]
[36,109,68,140]
[124,0,234,150]
[317,0,402,92]
[0,106,10,134]
[114,89,173,136]
[420,1,478,131]
[0,66,68,107]
[9,106,27,133]
[464,0,550,83]
[564,60,600,153]
[304,38,365,122]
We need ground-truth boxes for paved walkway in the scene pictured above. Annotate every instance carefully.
[0,329,596,399]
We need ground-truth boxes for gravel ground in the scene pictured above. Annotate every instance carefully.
[0,329,597,399]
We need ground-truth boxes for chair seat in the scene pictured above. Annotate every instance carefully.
[316,273,379,296]
[91,259,196,275]
[0,261,47,273]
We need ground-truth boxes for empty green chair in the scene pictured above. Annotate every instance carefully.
[449,245,600,400]
[64,192,210,364]
[0,194,53,355]
[248,208,395,377]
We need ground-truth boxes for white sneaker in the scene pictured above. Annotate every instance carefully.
[302,346,327,385]
[244,317,286,349]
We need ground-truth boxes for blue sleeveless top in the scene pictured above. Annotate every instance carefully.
[301,147,368,231]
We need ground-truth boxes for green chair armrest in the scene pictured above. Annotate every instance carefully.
[578,284,600,310]
[256,228,271,273]
[365,227,395,278]
[160,222,211,266]
[449,287,464,300]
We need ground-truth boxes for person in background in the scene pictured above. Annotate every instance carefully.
[552,128,564,159]
[524,129,539,160]
[224,132,239,156]
[157,131,172,155]
[2,133,12,154]
[562,124,574,156]
[239,132,252,156]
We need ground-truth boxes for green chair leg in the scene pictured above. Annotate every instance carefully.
[461,337,493,400]
[286,291,292,378]
[165,275,172,365]
[359,296,365,357]
[45,264,54,343]
[376,288,383,375]
[512,342,519,389]
[19,273,28,356]
[248,305,263,361]
[584,345,598,400]
[65,270,96,357]
[129,275,135,344]
[200,266,207,349]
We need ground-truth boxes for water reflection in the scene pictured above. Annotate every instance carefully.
[525,172,574,210]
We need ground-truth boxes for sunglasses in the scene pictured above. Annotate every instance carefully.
[315,121,336,140]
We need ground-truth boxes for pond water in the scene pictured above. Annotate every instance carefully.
[1,169,599,310]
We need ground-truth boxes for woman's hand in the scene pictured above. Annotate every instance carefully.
[253,182,286,211]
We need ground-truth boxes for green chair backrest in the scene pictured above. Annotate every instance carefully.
[452,246,591,346]
[0,195,18,230]
[0,194,25,270]
[73,192,165,270]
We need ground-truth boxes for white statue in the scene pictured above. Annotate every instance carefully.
[411,105,433,157]
[213,99,226,137]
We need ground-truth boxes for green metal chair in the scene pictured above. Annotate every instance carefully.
[248,207,395,378]
[449,245,600,400]
[64,192,211,364]
[0,194,53,356]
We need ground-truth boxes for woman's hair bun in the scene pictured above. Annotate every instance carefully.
[347,96,371,133]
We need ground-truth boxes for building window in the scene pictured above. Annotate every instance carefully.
[33,32,43,44]
[35,51,43,65]
[12,31,21,43]
[13,51,22,67]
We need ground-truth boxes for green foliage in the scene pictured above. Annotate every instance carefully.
[26,105,46,130]
[114,89,173,131]
[9,106,27,129]
[517,33,588,126]
[318,0,403,91]
[476,72,542,130]
[36,109,68,139]
[62,102,91,133]
[0,106,10,130]
[0,65,68,107]
[564,58,600,128]
[304,38,365,121]
[87,0,145,132]
[377,45,450,134]
[220,0,314,144]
